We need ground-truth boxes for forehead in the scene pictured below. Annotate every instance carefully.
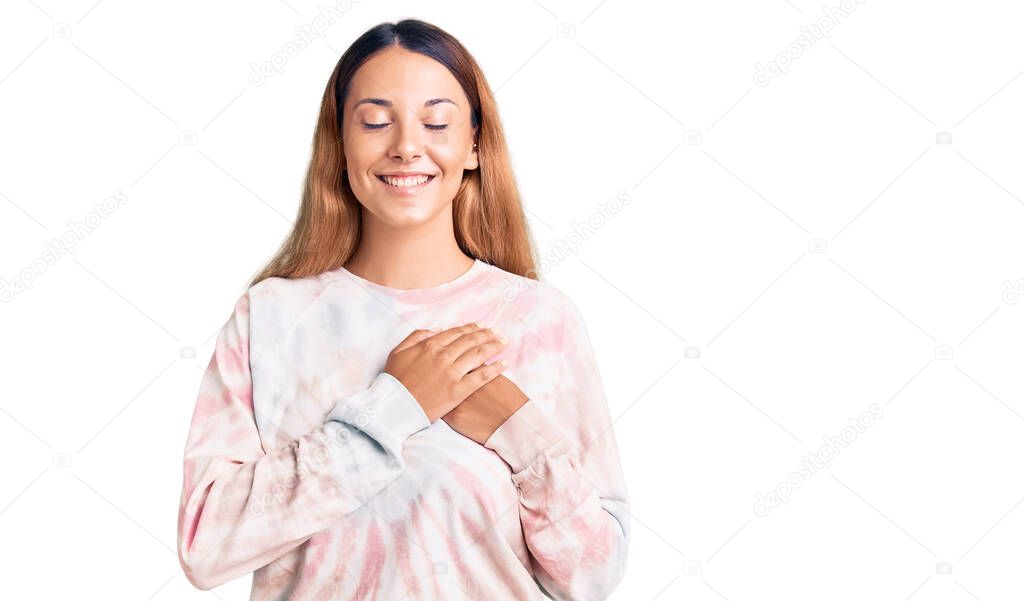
[347,46,467,110]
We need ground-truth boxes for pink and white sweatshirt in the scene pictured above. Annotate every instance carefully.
[176,257,630,600]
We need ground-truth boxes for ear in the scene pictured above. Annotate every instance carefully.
[464,144,479,171]
[463,130,479,171]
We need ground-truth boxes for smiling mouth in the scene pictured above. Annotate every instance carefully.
[375,173,437,197]
[376,174,436,188]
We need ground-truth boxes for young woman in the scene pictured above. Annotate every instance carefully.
[176,19,630,601]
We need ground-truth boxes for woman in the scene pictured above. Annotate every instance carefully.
[176,18,630,601]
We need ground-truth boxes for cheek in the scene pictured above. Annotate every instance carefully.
[343,130,382,168]
[344,143,371,175]
[431,150,468,182]
[345,160,381,198]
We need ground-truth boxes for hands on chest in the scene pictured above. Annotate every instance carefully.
[382,323,529,444]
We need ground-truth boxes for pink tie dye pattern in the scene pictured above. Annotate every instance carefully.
[176,258,630,600]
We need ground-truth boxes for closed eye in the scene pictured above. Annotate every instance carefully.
[361,123,449,131]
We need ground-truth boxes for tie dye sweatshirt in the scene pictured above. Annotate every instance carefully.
[176,258,630,600]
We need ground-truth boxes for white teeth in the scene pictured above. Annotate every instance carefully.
[381,174,432,187]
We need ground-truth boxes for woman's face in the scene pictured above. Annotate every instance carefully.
[341,46,479,227]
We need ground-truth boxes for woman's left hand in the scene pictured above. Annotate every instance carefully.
[442,374,529,444]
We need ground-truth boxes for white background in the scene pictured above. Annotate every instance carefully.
[2,1,1023,599]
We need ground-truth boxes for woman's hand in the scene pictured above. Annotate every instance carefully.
[442,375,529,445]
[383,323,507,423]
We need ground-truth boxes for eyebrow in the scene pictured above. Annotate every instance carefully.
[352,97,458,109]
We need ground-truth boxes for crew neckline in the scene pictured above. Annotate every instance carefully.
[334,257,491,302]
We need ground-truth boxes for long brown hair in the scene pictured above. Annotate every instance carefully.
[248,19,539,288]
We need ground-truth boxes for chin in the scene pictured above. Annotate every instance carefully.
[372,203,445,227]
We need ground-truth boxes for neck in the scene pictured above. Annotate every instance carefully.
[345,207,474,289]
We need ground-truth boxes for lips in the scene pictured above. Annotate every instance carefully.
[376,174,436,186]
[375,173,437,197]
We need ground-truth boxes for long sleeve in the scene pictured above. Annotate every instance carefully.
[176,291,431,591]
[483,293,630,600]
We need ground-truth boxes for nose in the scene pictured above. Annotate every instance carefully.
[388,116,424,162]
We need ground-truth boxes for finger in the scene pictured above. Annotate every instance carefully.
[452,336,505,374]
[445,326,500,363]
[419,322,482,349]
[457,358,507,396]
[393,328,438,353]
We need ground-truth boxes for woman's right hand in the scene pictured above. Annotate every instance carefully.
[383,323,508,423]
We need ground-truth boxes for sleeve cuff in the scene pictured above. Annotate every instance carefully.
[483,398,567,474]
[325,371,431,453]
